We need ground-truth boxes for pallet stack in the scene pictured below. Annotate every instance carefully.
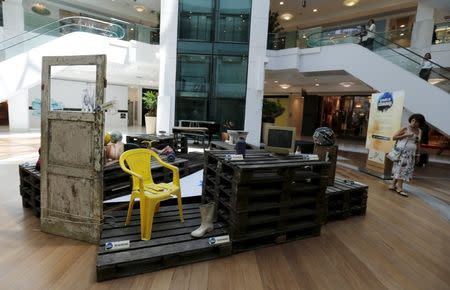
[103,157,189,200]
[325,178,368,221]
[19,157,191,215]
[19,163,41,217]
[202,150,330,252]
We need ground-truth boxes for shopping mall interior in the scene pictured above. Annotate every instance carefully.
[0,0,449,289]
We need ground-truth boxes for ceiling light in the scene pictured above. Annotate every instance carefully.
[134,5,146,12]
[400,33,404,36]
[313,9,318,13]
[280,84,291,89]
[339,82,354,88]
[274,80,279,83]
[400,24,405,28]
[280,1,284,5]
[343,0,359,7]
[130,28,134,31]
[280,13,293,21]
[302,34,306,39]
[31,3,51,15]
[315,83,320,87]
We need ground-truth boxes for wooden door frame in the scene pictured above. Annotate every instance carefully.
[40,55,106,243]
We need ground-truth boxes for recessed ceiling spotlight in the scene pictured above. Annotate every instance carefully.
[315,83,320,87]
[134,5,146,12]
[400,33,405,36]
[280,1,284,5]
[280,13,293,21]
[400,24,405,28]
[343,0,359,7]
[280,84,291,89]
[313,9,318,13]
[339,82,354,88]
[274,80,279,83]
[31,3,51,15]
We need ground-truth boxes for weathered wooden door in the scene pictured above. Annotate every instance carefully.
[40,55,106,243]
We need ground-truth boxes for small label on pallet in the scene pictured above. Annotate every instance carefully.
[208,235,230,245]
[225,154,243,161]
[105,240,130,251]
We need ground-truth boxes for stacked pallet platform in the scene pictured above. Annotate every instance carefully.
[19,157,191,216]
[325,178,368,221]
[19,163,41,217]
[97,203,231,281]
[202,150,330,252]
[103,157,189,201]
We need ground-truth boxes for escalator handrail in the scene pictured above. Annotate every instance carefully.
[373,31,450,73]
[306,29,450,75]
[0,23,122,54]
[373,39,450,81]
[0,16,125,45]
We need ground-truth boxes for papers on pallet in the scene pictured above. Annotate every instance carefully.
[103,169,204,203]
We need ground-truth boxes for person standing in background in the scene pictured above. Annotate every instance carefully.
[419,53,433,81]
[366,19,376,50]
[389,114,425,197]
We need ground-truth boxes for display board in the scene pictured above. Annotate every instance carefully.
[362,91,404,179]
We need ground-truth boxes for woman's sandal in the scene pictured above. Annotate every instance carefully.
[396,189,408,197]
[388,185,397,191]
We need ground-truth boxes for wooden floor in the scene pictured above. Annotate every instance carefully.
[0,135,449,289]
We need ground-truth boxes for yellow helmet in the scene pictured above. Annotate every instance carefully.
[104,132,111,145]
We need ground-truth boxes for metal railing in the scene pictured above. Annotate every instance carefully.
[0,16,126,61]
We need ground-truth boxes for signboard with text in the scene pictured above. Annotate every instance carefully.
[365,91,405,153]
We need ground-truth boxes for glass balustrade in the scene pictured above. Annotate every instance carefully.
[267,25,450,94]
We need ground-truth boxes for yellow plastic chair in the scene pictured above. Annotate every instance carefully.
[119,148,183,240]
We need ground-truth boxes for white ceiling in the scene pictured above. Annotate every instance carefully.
[270,0,417,30]
[265,69,376,95]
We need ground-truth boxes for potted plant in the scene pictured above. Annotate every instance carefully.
[262,99,285,143]
[143,90,158,134]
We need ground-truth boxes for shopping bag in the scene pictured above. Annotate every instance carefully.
[386,146,402,162]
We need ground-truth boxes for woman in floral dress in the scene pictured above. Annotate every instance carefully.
[389,114,425,197]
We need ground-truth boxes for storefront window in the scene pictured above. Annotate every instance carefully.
[321,96,370,138]
[179,0,213,41]
[217,0,251,43]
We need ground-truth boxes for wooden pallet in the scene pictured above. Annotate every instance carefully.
[325,178,368,221]
[97,203,231,281]
[19,156,192,216]
[103,157,188,201]
[19,163,41,217]
[202,151,329,244]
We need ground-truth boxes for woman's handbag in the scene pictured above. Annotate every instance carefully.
[386,146,402,162]
[387,139,408,162]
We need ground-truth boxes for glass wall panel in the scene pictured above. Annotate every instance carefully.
[179,0,213,41]
[176,97,208,122]
[217,0,251,42]
[177,54,211,98]
[214,55,247,98]
[209,99,246,129]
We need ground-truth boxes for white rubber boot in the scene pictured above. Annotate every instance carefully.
[191,202,215,238]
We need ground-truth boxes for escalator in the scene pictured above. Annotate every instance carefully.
[267,29,450,135]
[0,16,126,103]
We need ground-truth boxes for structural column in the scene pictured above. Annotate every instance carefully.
[244,0,270,146]
[157,0,178,134]
[411,0,434,55]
